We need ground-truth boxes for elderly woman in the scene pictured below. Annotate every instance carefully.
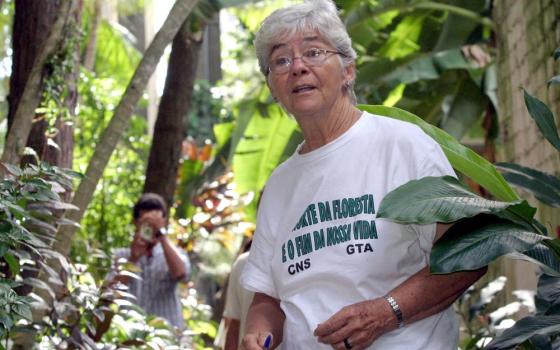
[240,1,486,349]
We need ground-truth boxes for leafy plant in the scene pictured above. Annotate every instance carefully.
[0,160,80,348]
[374,48,560,349]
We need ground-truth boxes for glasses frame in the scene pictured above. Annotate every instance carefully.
[267,48,345,75]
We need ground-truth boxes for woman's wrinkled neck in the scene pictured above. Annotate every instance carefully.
[297,99,361,154]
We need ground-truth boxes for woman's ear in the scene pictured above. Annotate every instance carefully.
[266,78,278,102]
[343,62,356,85]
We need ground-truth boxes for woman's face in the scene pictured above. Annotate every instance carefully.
[266,32,354,118]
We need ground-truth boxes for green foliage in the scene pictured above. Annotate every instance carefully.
[33,256,186,349]
[73,69,150,278]
[0,161,79,344]
[496,163,560,208]
[188,80,233,145]
[486,316,560,350]
[94,20,141,86]
[376,47,560,349]
[37,17,83,132]
[523,89,560,152]
[377,176,528,225]
[342,0,494,142]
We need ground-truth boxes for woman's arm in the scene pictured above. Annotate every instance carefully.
[242,293,285,350]
[224,318,241,350]
[314,223,487,349]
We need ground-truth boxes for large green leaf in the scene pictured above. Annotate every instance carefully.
[377,176,526,224]
[344,0,493,29]
[485,316,560,350]
[496,162,560,208]
[509,244,560,277]
[523,89,560,152]
[358,105,519,201]
[378,14,426,59]
[232,103,302,219]
[439,77,487,140]
[95,21,141,85]
[430,217,548,273]
[432,0,486,51]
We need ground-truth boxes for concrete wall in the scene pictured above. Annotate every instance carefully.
[493,0,560,293]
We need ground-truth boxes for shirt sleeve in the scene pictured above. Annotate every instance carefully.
[240,194,278,298]
[412,136,457,252]
[223,256,243,320]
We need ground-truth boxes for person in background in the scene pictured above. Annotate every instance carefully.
[110,192,191,330]
[222,240,254,350]
[239,1,487,349]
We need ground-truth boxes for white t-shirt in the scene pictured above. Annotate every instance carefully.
[241,112,459,350]
[223,252,255,347]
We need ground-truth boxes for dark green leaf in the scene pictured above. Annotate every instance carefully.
[431,217,546,273]
[23,277,55,299]
[440,78,487,140]
[432,0,486,51]
[523,89,560,151]
[536,274,560,309]
[11,303,32,320]
[92,308,105,322]
[1,163,22,177]
[4,253,20,276]
[509,244,560,277]
[548,75,560,86]
[433,49,471,70]
[554,48,560,60]
[0,244,8,257]
[489,201,539,235]
[42,200,79,211]
[486,316,560,350]
[542,239,560,261]
[497,162,560,208]
[0,314,13,330]
[377,176,525,224]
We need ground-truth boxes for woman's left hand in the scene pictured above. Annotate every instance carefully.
[313,298,394,350]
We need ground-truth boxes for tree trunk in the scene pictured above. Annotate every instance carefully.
[8,0,58,131]
[82,0,101,70]
[15,0,81,168]
[54,0,200,258]
[42,0,82,170]
[143,21,203,208]
[1,0,75,167]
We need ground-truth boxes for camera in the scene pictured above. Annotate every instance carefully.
[139,224,153,241]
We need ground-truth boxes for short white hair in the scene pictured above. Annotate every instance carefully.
[254,0,357,103]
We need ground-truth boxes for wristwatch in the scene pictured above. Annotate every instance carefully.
[155,227,168,238]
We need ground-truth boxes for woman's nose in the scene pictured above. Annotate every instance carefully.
[290,57,309,75]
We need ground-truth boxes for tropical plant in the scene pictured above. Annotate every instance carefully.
[373,48,560,349]
[339,0,496,143]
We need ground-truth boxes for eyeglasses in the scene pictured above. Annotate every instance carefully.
[268,47,344,75]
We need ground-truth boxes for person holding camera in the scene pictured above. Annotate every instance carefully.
[110,192,191,330]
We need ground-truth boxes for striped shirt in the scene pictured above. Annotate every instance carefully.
[112,244,191,329]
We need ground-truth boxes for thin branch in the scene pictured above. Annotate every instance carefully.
[54,0,200,257]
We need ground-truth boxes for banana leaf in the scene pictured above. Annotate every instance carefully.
[485,316,560,350]
[496,162,560,208]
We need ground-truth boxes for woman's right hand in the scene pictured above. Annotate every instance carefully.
[241,332,273,350]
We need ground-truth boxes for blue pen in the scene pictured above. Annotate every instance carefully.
[264,334,272,350]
